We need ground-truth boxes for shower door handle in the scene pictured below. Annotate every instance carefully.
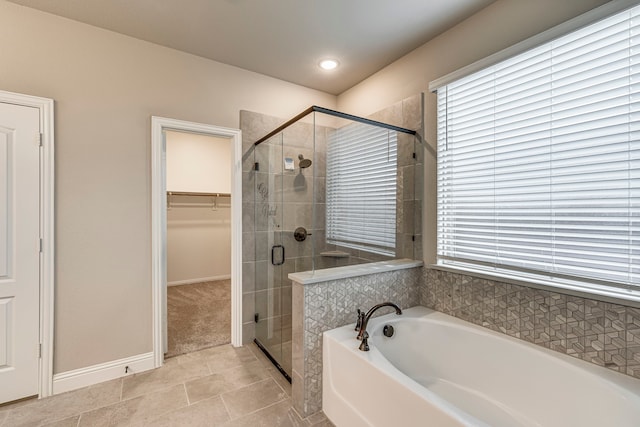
[271,244,285,266]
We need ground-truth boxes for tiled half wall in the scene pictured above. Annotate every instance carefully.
[422,268,640,380]
[291,266,422,417]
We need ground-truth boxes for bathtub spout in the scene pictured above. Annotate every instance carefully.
[356,302,402,350]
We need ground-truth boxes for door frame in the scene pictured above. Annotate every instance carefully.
[0,90,55,398]
[151,116,242,368]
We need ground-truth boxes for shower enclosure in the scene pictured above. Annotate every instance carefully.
[250,105,422,380]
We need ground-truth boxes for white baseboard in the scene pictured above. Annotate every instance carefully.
[168,274,231,286]
[52,352,155,395]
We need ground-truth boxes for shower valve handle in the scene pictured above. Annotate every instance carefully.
[294,227,311,242]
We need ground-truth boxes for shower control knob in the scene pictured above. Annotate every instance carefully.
[294,227,312,242]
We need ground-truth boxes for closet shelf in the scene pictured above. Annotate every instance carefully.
[167,191,231,197]
[167,191,231,210]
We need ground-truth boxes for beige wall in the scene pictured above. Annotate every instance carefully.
[166,131,232,194]
[166,131,232,284]
[336,0,611,265]
[0,1,335,373]
[167,203,231,284]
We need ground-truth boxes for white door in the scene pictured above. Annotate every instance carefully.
[0,102,40,404]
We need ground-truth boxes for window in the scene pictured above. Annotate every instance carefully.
[436,5,639,295]
[326,122,397,256]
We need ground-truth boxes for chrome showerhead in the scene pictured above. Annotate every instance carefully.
[298,154,312,169]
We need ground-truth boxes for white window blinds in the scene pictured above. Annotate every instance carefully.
[437,5,640,290]
[326,123,397,256]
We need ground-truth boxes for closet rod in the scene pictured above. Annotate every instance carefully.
[167,191,231,197]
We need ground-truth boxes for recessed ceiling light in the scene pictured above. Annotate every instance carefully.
[319,59,339,70]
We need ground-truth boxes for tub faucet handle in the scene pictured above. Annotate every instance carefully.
[355,309,365,333]
[359,331,370,351]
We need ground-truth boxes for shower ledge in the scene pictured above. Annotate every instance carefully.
[288,258,423,285]
[320,250,350,258]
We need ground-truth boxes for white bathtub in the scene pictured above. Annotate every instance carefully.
[323,306,640,427]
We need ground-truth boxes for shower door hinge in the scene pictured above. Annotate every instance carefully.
[39,133,43,147]
[38,343,42,358]
[254,313,259,323]
[412,152,416,159]
[412,235,416,242]
[254,162,260,171]
[39,238,43,253]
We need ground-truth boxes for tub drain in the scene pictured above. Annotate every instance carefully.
[383,324,394,337]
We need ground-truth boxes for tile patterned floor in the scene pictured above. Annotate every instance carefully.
[0,344,334,427]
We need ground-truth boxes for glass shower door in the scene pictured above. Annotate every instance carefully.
[253,114,317,381]
[254,134,289,378]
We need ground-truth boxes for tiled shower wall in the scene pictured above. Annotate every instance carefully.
[239,94,424,344]
[422,268,640,380]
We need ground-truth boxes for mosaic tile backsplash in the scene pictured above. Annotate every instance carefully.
[422,268,640,380]
[292,267,422,417]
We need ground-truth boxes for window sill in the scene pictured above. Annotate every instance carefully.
[429,263,640,309]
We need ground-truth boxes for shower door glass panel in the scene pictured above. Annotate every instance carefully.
[277,117,317,376]
[254,134,287,374]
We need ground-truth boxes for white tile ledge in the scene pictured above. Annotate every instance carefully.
[288,258,423,285]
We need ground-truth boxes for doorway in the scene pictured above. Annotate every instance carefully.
[0,90,54,402]
[165,130,232,357]
[151,117,242,368]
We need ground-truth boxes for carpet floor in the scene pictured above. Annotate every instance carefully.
[166,279,231,358]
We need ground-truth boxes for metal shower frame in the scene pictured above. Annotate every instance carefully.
[253,105,416,146]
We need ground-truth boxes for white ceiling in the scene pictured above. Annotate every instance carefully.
[8,0,496,95]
